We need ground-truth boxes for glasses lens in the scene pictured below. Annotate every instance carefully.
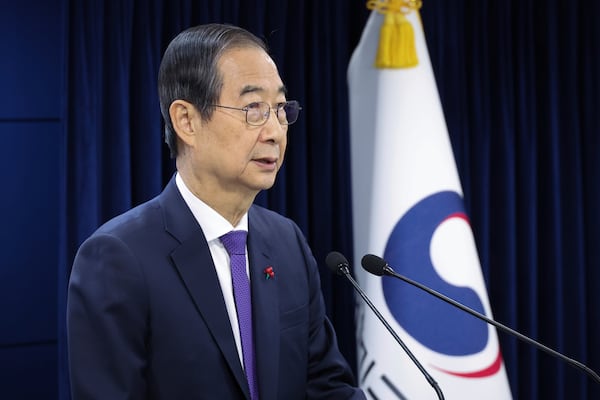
[245,102,270,125]
[281,101,300,125]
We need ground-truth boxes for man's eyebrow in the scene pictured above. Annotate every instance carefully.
[239,85,288,97]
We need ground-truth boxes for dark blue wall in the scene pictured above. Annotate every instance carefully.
[0,0,64,398]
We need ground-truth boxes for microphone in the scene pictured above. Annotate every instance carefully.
[361,254,600,385]
[325,251,445,400]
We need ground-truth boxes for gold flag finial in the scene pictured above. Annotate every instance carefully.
[366,0,422,68]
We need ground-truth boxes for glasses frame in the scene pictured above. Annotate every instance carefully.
[211,100,302,126]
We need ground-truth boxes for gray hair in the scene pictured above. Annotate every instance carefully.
[158,24,268,158]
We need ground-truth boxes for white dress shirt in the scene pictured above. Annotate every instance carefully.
[175,173,249,368]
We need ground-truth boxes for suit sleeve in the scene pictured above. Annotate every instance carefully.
[67,233,148,400]
[291,223,367,400]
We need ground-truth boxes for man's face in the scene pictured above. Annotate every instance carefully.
[188,47,288,200]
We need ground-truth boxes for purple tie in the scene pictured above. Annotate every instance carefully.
[220,230,258,400]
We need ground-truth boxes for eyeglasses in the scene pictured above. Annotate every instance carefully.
[211,100,302,126]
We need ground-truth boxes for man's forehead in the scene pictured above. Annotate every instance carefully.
[218,48,286,97]
[238,84,287,96]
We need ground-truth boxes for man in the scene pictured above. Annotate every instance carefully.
[67,23,365,399]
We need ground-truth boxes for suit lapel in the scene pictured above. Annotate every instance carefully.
[159,178,250,398]
[248,208,280,400]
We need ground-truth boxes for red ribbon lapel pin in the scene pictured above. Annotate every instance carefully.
[263,266,275,280]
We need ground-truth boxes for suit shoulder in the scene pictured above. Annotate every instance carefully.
[249,204,300,232]
[93,195,162,239]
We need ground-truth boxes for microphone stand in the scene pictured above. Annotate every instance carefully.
[339,264,445,399]
[380,263,600,385]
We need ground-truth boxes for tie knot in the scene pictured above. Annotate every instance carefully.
[220,230,247,256]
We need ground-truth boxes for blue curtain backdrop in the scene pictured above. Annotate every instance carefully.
[58,1,600,399]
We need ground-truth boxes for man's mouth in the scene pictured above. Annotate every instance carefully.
[253,156,277,166]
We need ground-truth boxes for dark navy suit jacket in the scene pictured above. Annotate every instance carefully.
[67,177,365,399]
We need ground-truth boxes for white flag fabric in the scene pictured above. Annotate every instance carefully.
[349,9,513,399]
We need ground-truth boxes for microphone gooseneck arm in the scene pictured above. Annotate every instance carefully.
[363,254,600,385]
[325,252,445,400]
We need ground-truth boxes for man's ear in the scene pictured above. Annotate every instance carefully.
[169,100,200,147]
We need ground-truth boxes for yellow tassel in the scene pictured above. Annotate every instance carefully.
[375,12,418,68]
[368,0,421,69]
[375,13,396,68]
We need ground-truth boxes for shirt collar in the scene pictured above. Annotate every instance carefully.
[175,172,248,242]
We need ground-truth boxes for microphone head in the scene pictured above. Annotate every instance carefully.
[361,254,388,276]
[325,251,350,275]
